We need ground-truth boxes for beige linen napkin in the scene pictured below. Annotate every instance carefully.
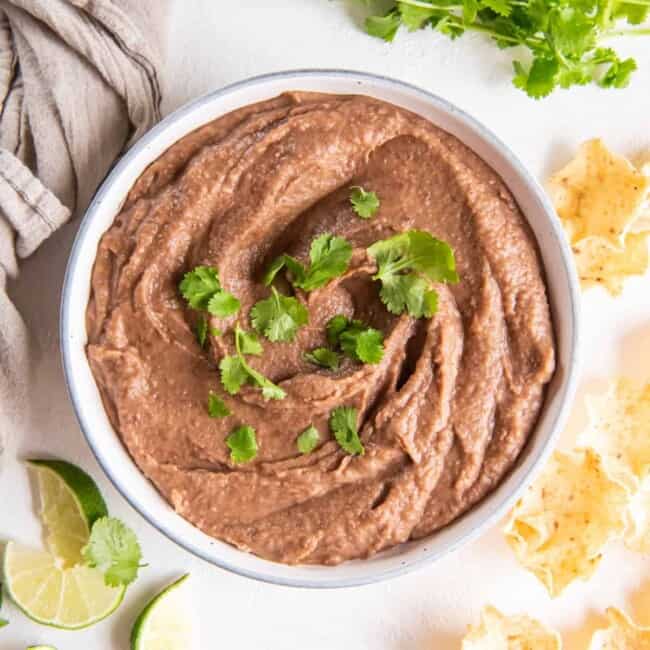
[0,0,166,461]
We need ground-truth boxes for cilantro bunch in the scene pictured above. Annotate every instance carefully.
[361,0,650,97]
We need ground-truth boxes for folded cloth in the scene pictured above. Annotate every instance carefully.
[0,0,166,461]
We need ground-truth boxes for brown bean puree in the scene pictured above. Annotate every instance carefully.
[86,92,555,565]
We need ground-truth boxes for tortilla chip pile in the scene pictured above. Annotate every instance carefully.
[548,139,650,294]
[462,606,650,650]
[504,378,650,597]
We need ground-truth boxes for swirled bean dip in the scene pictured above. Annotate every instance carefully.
[86,92,555,565]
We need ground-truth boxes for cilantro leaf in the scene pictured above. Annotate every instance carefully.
[297,425,321,454]
[481,0,512,17]
[0,619,7,628]
[207,291,240,318]
[367,230,458,318]
[264,234,352,292]
[82,517,142,587]
[350,186,380,219]
[251,287,308,342]
[179,266,240,317]
[398,3,438,30]
[600,57,637,88]
[226,425,258,464]
[219,325,286,400]
[326,314,350,347]
[327,315,385,364]
[195,316,208,348]
[329,406,365,456]
[208,392,230,418]
[236,328,263,356]
[219,355,249,395]
[305,347,341,370]
[365,9,402,41]
[179,266,221,310]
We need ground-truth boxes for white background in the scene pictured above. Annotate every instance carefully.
[2,1,650,648]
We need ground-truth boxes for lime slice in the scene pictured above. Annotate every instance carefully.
[2,459,124,629]
[27,459,108,567]
[131,574,192,650]
[4,542,125,629]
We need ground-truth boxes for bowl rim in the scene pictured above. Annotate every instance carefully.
[61,68,581,589]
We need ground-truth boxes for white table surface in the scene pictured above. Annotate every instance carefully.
[2,1,650,648]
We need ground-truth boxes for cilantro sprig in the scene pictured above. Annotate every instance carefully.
[251,287,308,342]
[180,266,240,318]
[350,186,380,219]
[360,0,650,98]
[208,392,231,418]
[304,347,341,370]
[82,516,143,587]
[219,325,286,400]
[264,233,353,291]
[329,406,365,455]
[367,230,458,318]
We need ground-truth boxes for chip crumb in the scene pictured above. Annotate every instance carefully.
[462,605,561,650]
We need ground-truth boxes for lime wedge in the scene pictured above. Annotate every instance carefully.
[2,459,124,629]
[27,459,108,567]
[131,574,192,650]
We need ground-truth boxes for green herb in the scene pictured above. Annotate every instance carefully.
[226,425,258,463]
[207,392,230,418]
[350,186,380,219]
[329,406,365,456]
[251,287,308,342]
[297,425,321,454]
[179,266,240,317]
[304,347,341,370]
[195,316,208,348]
[210,327,222,337]
[0,620,7,628]
[367,230,458,318]
[82,517,143,587]
[264,233,353,291]
[325,315,385,364]
[358,0,650,98]
[219,325,286,400]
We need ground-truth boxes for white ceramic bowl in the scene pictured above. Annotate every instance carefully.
[61,69,580,588]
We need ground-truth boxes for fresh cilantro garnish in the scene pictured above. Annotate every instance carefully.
[179,266,240,317]
[357,0,650,98]
[82,516,143,587]
[207,392,230,418]
[226,425,258,463]
[210,327,222,337]
[367,230,458,318]
[326,315,385,364]
[264,233,353,291]
[305,347,341,370]
[350,186,380,219]
[329,406,365,456]
[251,287,308,342]
[297,425,321,454]
[219,325,286,400]
[195,316,208,348]
[0,619,7,629]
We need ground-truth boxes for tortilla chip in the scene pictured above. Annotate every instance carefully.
[548,139,650,248]
[572,233,649,295]
[588,607,650,649]
[503,449,630,597]
[578,379,650,489]
[462,606,562,650]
